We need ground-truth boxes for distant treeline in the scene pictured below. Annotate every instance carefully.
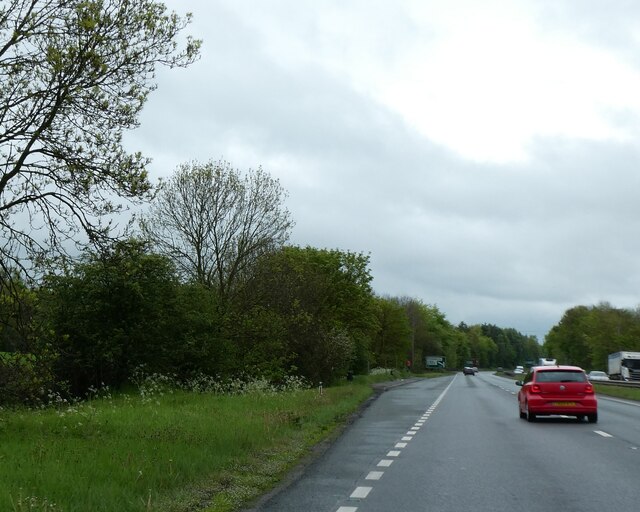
[1,237,543,405]
[543,303,640,370]
[0,161,546,406]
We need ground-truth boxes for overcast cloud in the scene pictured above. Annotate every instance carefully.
[124,0,640,341]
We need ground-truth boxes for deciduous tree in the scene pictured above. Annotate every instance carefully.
[141,160,293,302]
[40,239,188,393]
[372,296,411,369]
[0,0,200,278]
[236,246,376,383]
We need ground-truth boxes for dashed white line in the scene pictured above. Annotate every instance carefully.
[335,376,457,512]
[350,487,372,499]
[594,430,613,438]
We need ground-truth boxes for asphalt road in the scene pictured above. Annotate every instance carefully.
[248,372,640,512]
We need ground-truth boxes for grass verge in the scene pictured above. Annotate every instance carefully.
[593,383,640,401]
[0,372,431,512]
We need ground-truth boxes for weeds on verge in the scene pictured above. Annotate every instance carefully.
[10,491,59,511]
[0,371,358,512]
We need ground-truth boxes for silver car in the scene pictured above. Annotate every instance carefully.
[587,370,610,381]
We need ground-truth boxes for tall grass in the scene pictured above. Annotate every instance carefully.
[0,375,376,512]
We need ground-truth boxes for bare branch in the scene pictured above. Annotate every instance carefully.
[141,160,294,302]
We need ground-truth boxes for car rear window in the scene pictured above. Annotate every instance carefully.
[535,370,586,383]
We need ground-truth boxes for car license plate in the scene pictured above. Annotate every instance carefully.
[553,401,576,406]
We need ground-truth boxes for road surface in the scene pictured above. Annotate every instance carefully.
[248,372,640,512]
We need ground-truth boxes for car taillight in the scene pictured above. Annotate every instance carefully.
[530,384,541,393]
[585,384,594,394]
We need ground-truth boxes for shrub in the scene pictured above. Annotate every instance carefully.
[0,352,55,406]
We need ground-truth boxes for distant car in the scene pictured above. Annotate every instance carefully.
[463,366,475,375]
[516,365,597,423]
[514,365,525,375]
[587,370,610,382]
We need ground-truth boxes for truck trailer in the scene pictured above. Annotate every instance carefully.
[607,351,640,381]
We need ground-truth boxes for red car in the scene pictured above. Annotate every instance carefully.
[516,365,598,423]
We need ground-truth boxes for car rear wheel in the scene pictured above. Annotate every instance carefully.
[587,413,598,424]
[526,403,536,422]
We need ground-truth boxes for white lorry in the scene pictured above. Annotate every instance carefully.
[538,357,557,366]
[607,351,640,381]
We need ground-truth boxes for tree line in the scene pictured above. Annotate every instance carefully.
[0,229,542,405]
[0,160,542,403]
[5,155,636,405]
[543,303,640,371]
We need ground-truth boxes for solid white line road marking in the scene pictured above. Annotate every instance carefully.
[377,459,393,467]
[366,471,384,480]
[337,507,358,512]
[350,487,372,499]
[594,430,613,438]
[599,396,640,408]
[387,450,401,457]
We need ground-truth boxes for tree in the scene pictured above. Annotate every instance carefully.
[399,298,453,370]
[0,0,200,278]
[544,303,640,370]
[39,239,191,393]
[141,160,294,302]
[236,246,377,383]
[0,272,32,353]
[544,306,591,367]
[464,325,498,367]
[481,324,517,368]
[372,296,411,369]
[0,273,59,405]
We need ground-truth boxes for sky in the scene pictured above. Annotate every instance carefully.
[124,0,640,342]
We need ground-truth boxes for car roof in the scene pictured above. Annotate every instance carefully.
[532,365,584,372]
